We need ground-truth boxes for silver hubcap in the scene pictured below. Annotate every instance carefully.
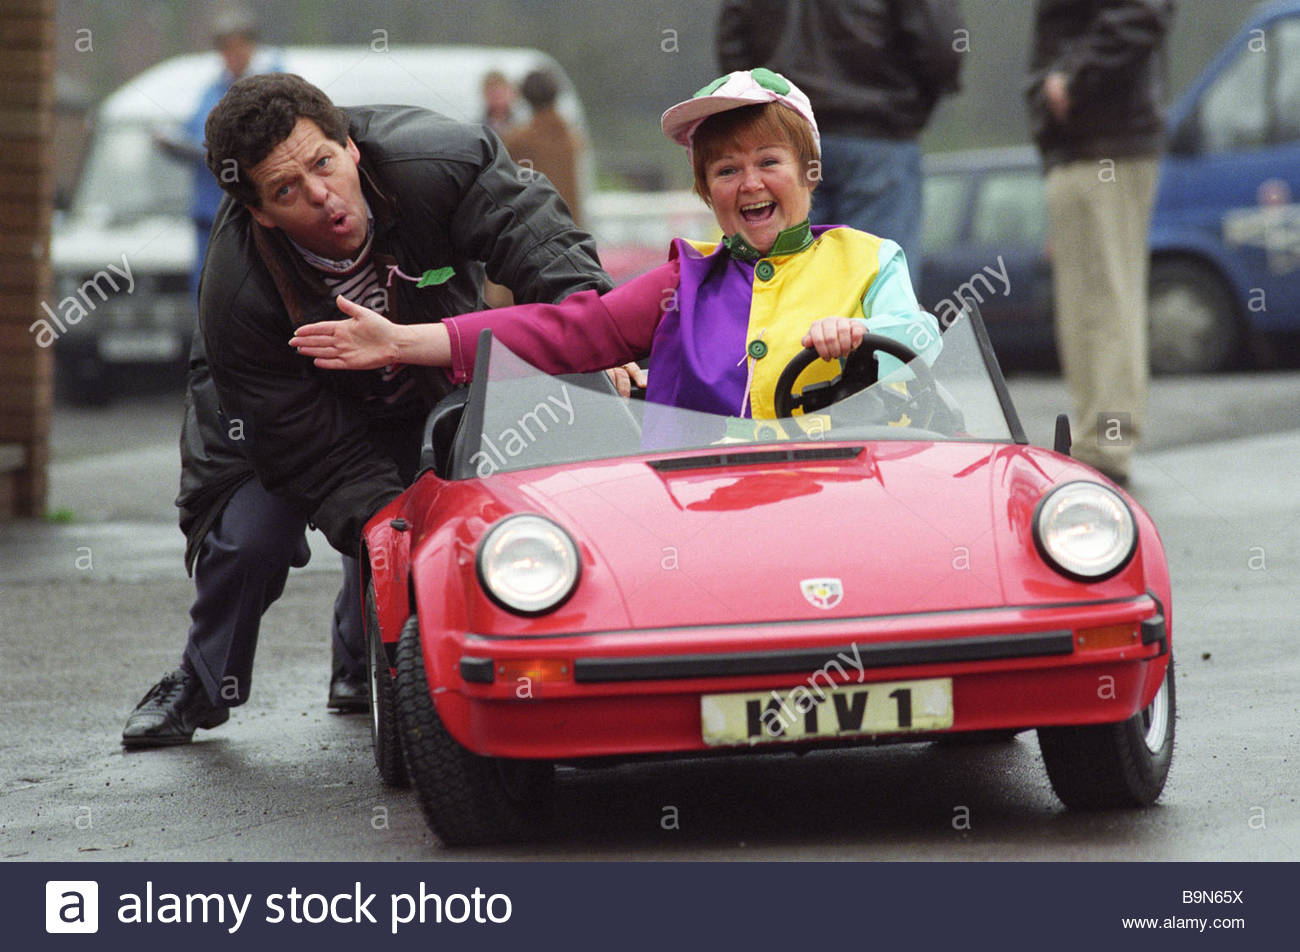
[1141,674,1170,753]
[368,641,382,743]
[1150,285,1220,372]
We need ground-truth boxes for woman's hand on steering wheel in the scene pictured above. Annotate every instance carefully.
[801,317,865,361]
[773,329,934,419]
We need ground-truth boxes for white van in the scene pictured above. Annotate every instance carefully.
[51,45,590,403]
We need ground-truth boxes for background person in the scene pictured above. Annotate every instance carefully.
[504,68,585,227]
[479,71,520,310]
[480,69,517,137]
[715,0,964,283]
[291,70,940,422]
[1027,0,1174,485]
[122,73,610,748]
[155,6,278,292]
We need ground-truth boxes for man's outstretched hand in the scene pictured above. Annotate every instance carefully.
[290,296,404,370]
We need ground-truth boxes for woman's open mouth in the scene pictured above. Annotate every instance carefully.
[740,201,776,223]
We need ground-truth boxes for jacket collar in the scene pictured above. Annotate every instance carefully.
[722,219,814,261]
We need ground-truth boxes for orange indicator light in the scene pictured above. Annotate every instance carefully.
[1075,624,1139,651]
[497,659,573,683]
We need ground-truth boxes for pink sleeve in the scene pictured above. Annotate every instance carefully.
[444,260,680,383]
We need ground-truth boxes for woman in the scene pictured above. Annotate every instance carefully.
[290,69,939,420]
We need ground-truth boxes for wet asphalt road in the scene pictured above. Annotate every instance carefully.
[0,373,1296,860]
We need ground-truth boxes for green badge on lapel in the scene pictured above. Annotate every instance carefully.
[415,267,455,288]
[388,263,456,288]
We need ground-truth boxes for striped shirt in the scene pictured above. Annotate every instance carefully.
[320,263,418,409]
[293,224,420,413]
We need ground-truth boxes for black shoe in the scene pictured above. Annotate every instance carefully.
[121,670,229,749]
[328,670,370,713]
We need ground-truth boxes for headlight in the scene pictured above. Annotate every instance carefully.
[1033,481,1137,581]
[476,514,580,615]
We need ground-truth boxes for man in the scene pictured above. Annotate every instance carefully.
[715,0,963,281]
[504,69,584,226]
[152,9,359,718]
[122,73,611,747]
[1027,0,1174,484]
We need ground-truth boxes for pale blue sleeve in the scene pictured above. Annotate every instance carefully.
[854,239,942,377]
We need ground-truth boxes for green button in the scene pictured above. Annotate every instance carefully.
[747,339,768,359]
[755,260,775,281]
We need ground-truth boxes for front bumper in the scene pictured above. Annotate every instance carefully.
[426,594,1169,760]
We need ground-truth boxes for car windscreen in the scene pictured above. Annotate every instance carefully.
[460,309,1016,478]
[71,123,191,223]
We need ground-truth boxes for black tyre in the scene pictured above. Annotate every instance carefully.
[393,614,554,845]
[1148,260,1240,373]
[365,579,408,788]
[1038,659,1175,809]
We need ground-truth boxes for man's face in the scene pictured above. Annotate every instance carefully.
[246,117,369,261]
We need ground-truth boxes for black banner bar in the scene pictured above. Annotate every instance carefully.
[7,861,1288,950]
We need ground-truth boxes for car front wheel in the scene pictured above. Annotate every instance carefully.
[1037,658,1175,809]
[393,614,554,846]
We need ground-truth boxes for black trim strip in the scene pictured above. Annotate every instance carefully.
[1140,614,1165,645]
[1144,589,1169,655]
[573,630,1074,683]
[648,446,862,472]
[465,593,1156,643]
[460,656,495,684]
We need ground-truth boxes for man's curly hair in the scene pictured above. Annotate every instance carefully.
[204,73,350,207]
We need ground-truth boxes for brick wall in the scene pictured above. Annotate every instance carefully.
[0,0,56,517]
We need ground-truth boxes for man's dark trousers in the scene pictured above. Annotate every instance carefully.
[182,477,363,708]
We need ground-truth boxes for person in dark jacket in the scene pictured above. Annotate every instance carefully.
[715,0,963,280]
[122,73,610,748]
[1026,0,1174,485]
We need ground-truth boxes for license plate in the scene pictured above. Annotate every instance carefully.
[98,330,183,362]
[700,678,953,746]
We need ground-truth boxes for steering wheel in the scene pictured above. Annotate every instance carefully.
[772,333,939,425]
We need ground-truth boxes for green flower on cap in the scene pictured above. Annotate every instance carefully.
[750,68,790,95]
[693,75,729,98]
[693,68,789,100]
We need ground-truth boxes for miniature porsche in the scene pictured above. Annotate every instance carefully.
[361,306,1174,845]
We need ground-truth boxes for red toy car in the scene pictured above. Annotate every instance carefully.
[361,307,1174,845]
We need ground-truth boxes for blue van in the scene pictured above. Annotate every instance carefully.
[921,0,1300,373]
